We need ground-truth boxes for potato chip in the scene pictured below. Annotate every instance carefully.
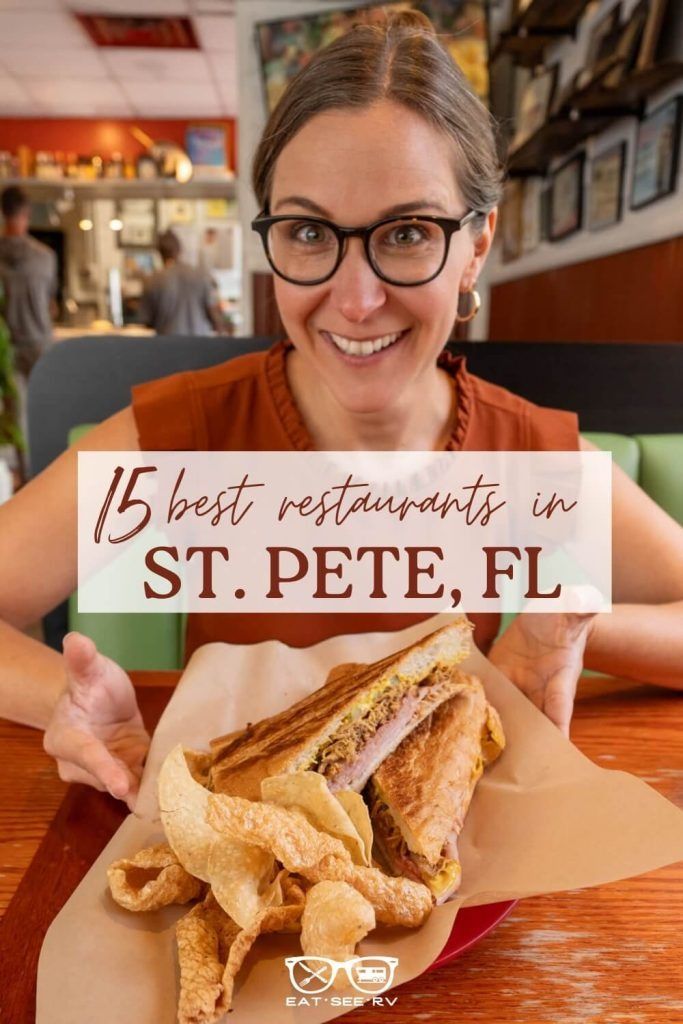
[207,793,431,927]
[221,887,307,1007]
[335,790,374,866]
[207,836,277,930]
[158,744,217,883]
[310,855,432,928]
[261,772,369,865]
[176,885,307,1023]
[107,842,203,912]
[176,892,239,1024]
[301,881,375,977]
[207,793,352,870]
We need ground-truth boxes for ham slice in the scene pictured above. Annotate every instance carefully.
[326,688,422,791]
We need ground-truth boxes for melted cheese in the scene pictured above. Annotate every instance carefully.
[423,859,461,898]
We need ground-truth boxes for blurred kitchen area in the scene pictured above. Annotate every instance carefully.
[0,11,241,338]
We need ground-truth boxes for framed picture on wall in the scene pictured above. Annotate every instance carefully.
[255,1,489,115]
[588,142,626,231]
[636,0,669,69]
[576,3,622,90]
[521,177,543,254]
[549,153,584,241]
[510,64,558,152]
[118,198,156,248]
[601,0,649,89]
[631,97,682,210]
[500,179,524,262]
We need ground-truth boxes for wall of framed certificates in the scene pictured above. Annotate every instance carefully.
[497,88,681,264]
[484,0,683,306]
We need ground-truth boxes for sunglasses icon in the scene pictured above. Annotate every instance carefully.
[285,955,399,995]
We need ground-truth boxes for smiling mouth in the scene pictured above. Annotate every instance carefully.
[322,328,410,357]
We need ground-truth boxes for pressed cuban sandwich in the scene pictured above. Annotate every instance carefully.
[209,619,474,800]
[366,672,505,903]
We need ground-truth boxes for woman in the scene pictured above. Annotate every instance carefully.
[1,11,681,808]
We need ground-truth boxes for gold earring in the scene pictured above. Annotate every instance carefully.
[458,287,481,323]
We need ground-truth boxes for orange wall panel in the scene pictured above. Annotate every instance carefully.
[489,236,683,343]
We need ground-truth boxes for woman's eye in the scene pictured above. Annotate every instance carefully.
[385,225,427,246]
[291,222,327,244]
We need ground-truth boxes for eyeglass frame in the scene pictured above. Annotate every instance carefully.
[251,207,481,287]
[284,955,399,994]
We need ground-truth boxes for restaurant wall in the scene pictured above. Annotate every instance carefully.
[485,0,683,343]
[489,235,683,343]
[0,117,237,169]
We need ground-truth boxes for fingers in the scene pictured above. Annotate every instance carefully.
[56,760,107,791]
[62,631,99,679]
[45,726,134,800]
[543,677,575,737]
[56,757,140,810]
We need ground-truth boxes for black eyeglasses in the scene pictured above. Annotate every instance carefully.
[251,208,481,286]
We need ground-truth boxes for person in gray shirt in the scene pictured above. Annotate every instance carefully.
[0,186,56,375]
[140,229,224,336]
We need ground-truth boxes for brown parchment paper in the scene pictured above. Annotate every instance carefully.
[37,614,683,1024]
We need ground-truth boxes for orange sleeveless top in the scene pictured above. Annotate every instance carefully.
[131,341,578,662]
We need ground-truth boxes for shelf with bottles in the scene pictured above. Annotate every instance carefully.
[0,143,235,195]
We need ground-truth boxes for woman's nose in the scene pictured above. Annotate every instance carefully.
[328,237,388,322]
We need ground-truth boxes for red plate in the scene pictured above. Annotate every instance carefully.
[428,900,518,971]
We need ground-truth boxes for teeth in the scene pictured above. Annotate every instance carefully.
[327,329,405,357]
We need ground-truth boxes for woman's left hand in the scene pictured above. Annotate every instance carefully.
[488,612,597,737]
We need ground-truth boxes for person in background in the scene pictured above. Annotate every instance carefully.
[0,185,56,377]
[139,228,225,336]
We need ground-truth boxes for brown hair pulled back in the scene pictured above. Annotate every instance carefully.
[252,8,502,229]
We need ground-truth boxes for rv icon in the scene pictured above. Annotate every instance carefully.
[354,964,387,984]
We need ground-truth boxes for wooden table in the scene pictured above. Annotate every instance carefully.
[1,672,682,1024]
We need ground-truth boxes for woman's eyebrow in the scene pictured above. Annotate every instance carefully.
[272,195,450,217]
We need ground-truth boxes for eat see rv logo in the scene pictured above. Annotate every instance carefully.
[284,955,400,1007]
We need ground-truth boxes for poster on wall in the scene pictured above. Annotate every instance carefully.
[255,1,489,115]
[118,198,156,248]
[549,153,584,241]
[588,142,626,230]
[631,97,682,210]
[185,126,229,179]
[521,177,543,254]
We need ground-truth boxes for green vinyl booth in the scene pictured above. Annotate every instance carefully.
[68,427,683,671]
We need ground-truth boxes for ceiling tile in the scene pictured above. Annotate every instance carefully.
[121,78,222,117]
[103,47,211,83]
[23,77,133,116]
[0,75,30,114]
[0,10,89,47]
[194,14,235,52]
[215,78,237,117]
[207,50,237,84]
[0,1,63,10]
[3,48,110,79]
[67,0,190,12]
[192,1,235,13]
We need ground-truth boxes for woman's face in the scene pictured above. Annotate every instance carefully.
[269,99,495,414]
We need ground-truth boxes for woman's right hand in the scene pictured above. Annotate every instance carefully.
[43,632,151,810]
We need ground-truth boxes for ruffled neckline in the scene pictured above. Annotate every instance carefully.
[264,339,472,452]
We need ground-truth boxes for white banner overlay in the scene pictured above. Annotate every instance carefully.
[77,450,612,613]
